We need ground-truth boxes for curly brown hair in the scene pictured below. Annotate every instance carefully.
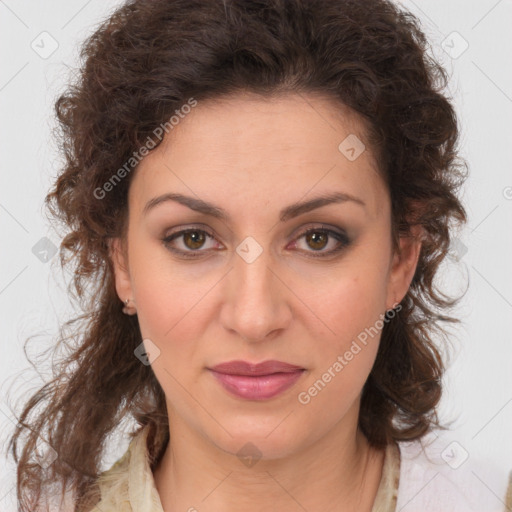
[7,0,467,510]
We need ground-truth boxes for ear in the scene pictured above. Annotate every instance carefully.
[109,237,134,304]
[386,224,423,309]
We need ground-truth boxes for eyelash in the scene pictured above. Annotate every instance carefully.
[161,224,351,260]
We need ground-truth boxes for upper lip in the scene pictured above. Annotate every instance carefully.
[210,360,304,376]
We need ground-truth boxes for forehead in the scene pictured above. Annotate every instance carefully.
[130,92,388,220]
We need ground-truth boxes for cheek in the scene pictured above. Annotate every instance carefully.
[296,274,387,418]
[127,242,207,346]
[311,265,390,348]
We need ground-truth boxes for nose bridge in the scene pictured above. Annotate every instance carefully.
[235,246,273,303]
[222,236,289,342]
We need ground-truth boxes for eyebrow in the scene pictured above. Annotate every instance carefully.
[142,191,365,222]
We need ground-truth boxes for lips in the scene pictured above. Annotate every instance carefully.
[208,360,305,400]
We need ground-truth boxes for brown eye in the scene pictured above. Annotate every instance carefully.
[293,226,351,258]
[162,227,219,258]
[305,231,329,251]
[182,230,207,250]
[163,225,350,260]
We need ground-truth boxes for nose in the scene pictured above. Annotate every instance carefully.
[219,244,292,344]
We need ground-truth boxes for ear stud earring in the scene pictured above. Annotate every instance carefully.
[122,298,137,315]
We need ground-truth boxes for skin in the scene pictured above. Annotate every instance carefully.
[110,92,422,511]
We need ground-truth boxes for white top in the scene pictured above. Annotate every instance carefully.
[396,434,511,511]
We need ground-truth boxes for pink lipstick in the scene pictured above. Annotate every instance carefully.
[209,360,305,400]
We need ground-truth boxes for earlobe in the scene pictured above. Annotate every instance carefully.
[386,225,423,309]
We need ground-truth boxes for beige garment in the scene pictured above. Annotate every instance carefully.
[506,471,512,512]
[89,425,400,512]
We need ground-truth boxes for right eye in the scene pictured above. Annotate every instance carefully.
[162,227,222,258]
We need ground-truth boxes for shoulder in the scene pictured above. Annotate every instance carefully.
[86,440,133,512]
[87,425,163,512]
[396,433,511,512]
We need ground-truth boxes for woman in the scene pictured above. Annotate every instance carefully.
[8,0,511,510]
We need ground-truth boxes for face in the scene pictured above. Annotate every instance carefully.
[111,92,420,460]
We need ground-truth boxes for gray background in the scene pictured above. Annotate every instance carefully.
[1,0,511,509]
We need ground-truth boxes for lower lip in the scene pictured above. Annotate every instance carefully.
[209,370,305,400]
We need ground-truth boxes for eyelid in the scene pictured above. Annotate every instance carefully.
[164,224,216,239]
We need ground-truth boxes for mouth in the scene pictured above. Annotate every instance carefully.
[208,360,306,401]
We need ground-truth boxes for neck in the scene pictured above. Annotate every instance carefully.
[153,404,385,512]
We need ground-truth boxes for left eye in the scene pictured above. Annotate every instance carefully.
[291,227,350,257]
[162,226,350,259]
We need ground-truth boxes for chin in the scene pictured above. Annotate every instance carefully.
[207,416,309,463]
